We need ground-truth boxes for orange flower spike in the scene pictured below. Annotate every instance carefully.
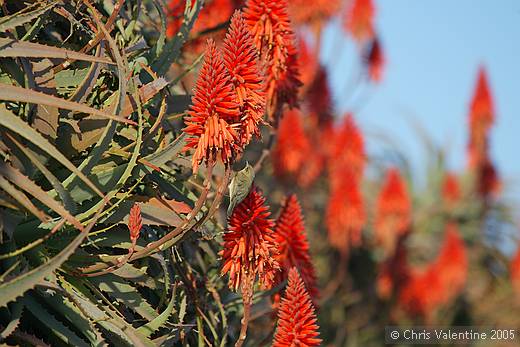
[343,0,375,44]
[467,67,495,168]
[326,176,366,253]
[365,37,385,83]
[183,39,241,173]
[434,223,467,302]
[374,168,412,254]
[328,114,365,188]
[128,203,142,245]
[223,11,266,147]
[272,109,310,177]
[274,195,319,298]
[272,268,321,347]
[243,0,301,120]
[470,67,495,137]
[221,187,280,292]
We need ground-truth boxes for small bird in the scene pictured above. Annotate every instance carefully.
[227,162,255,216]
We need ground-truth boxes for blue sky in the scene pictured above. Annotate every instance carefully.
[320,0,520,210]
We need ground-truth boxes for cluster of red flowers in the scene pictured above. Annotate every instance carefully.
[273,194,319,299]
[243,0,301,120]
[326,115,366,253]
[467,67,500,198]
[272,109,311,179]
[398,224,468,318]
[272,268,321,347]
[374,168,411,256]
[183,11,265,173]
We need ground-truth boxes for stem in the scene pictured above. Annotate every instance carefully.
[235,275,254,347]
[235,297,252,347]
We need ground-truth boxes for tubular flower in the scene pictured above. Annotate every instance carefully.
[510,243,520,296]
[243,0,301,120]
[128,203,142,244]
[343,0,375,44]
[272,268,321,347]
[364,37,384,83]
[223,11,266,147]
[274,195,319,298]
[374,168,411,255]
[441,172,461,206]
[328,114,365,189]
[183,39,241,173]
[220,186,280,292]
[273,109,310,177]
[326,174,366,253]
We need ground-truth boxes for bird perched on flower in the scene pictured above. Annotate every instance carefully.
[227,162,255,216]
[221,186,279,292]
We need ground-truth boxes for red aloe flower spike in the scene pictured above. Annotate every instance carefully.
[434,223,467,302]
[272,109,310,177]
[364,37,384,83]
[243,0,301,120]
[220,186,280,292]
[128,203,142,251]
[328,114,365,189]
[374,168,411,255]
[326,174,366,254]
[467,67,495,169]
[274,194,319,298]
[343,0,375,44]
[183,39,241,173]
[223,10,266,147]
[469,68,495,146]
[272,267,321,347]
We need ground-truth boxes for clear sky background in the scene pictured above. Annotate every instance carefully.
[320,0,520,214]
